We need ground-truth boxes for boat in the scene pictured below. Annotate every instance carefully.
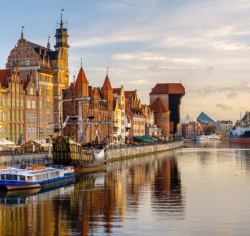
[52,136,106,174]
[0,166,75,191]
[229,126,250,144]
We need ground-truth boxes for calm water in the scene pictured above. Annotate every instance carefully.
[1,144,250,235]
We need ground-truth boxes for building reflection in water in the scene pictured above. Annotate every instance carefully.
[0,151,183,236]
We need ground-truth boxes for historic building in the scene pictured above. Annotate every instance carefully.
[0,70,9,139]
[113,86,126,143]
[24,73,38,141]
[150,83,185,137]
[6,14,69,140]
[0,66,26,143]
[125,90,145,138]
[150,97,171,138]
[63,66,113,144]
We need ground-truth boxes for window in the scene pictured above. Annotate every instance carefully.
[27,114,30,122]
[32,114,36,122]
[39,128,43,136]
[27,100,31,109]
[28,128,31,137]
[46,128,51,136]
[32,128,36,137]
[32,101,36,109]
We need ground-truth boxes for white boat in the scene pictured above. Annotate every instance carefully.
[0,166,75,191]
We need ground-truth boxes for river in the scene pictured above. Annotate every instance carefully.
[0,141,250,235]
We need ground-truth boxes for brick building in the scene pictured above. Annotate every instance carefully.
[63,66,113,144]
[125,90,145,138]
[150,83,185,137]
[6,14,69,140]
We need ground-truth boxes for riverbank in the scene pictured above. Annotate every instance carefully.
[0,141,183,166]
[106,141,183,162]
[0,153,49,165]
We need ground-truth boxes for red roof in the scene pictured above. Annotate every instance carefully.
[150,83,185,95]
[76,67,88,84]
[124,90,136,100]
[102,75,112,90]
[113,88,121,95]
[150,98,169,113]
[0,69,10,88]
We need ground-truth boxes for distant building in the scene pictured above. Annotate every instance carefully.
[216,120,233,132]
[150,83,185,137]
[197,112,216,135]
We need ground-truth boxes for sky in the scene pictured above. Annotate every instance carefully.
[1,0,250,121]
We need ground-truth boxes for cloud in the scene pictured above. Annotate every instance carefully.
[216,104,233,111]
[226,92,238,99]
[189,83,250,97]
[112,52,202,64]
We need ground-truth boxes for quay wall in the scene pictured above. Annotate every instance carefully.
[0,153,49,164]
[106,141,183,162]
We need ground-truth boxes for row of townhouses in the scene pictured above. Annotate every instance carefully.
[0,15,185,144]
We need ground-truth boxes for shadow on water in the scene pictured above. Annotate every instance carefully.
[0,151,183,236]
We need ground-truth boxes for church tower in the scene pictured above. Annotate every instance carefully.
[55,10,69,88]
[53,10,70,132]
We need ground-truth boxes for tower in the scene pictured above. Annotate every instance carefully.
[54,9,69,88]
[53,10,70,132]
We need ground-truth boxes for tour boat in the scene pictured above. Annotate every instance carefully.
[229,127,250,144]
[0,166,75,191]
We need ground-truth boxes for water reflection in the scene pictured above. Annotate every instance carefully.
[0,152,182,236]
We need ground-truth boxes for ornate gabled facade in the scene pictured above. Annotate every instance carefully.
[124,90,145,138]
[6,14,69,139]
[113,86,126,143]
[0,66,25,143]
[63,66,112,144]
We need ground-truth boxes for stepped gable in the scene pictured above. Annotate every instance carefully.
[150,83,185,95]
[0,69,10,88]
[150,97,169,113]
[197,112,215,124]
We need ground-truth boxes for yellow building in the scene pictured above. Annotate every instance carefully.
[113,85,126,143]
[0,71,8,138]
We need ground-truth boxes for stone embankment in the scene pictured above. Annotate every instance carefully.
[0,153,49,165]
[106,141,183,162]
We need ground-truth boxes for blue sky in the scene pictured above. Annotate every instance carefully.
[1,0,250,121]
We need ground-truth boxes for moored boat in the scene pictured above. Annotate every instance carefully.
[0,166,75,191]
[52,136,106,174]
[229,127,250,144]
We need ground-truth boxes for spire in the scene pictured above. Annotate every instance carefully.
[21,25,24,39]
[60,8,64,28]
[76,66,88,84]
[106,65,109,77]
[80,58,83,68]
[47,35,51,49]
